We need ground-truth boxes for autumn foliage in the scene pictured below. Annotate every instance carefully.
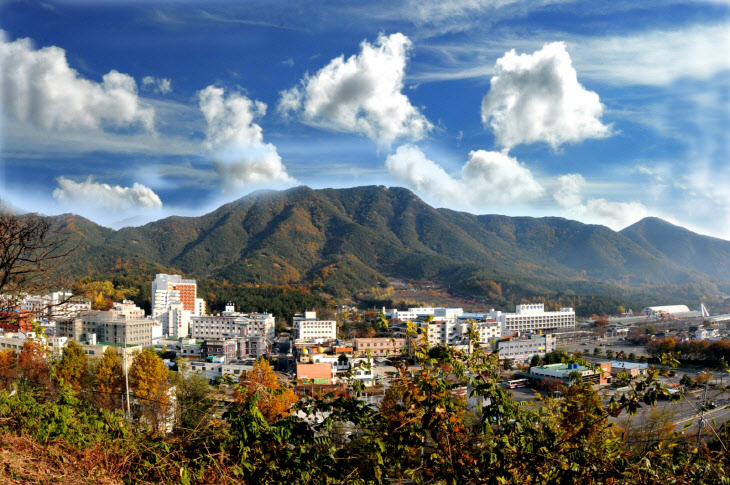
[234,358,298,423]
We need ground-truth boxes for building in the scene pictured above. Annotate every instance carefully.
[154,302,191,338]
[353,337,407,357]
[610,361,649,377]
[191,308,275,342]
[57,310,153,347]
[0,308,34,333]
[529,362,612,386]
[202,339,238,362]
[296,362,333,385]
[151,274,200,315]
[293,311,336,341]
[112,300,145,319]
[496,334,557,362]
[416,318,501,347]
[489,304,575,335]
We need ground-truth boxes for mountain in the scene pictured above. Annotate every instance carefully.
[621,217,730,283]
[48,186,730,301]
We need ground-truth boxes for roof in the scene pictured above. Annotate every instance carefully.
[643,305,690,314]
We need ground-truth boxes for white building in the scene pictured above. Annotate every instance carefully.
[191,311,275,341]
[154,302,191,338]
[387,307,463,322]
[489,304,574,335]
[496,334,557,362]
[152,274,200,316]
[417,318,501,347]
[293,311,336,340]
[309,354,374,383]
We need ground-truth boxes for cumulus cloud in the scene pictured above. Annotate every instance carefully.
[198,85,293,189]
[52,177,162,210]
[142,76,172,94]
[278,33,432,146]
[386,144,543,207]
[553,174,648,229]
[482,42,611,150]
[1,36,154,132]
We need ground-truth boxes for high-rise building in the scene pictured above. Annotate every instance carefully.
[152,274,198,315]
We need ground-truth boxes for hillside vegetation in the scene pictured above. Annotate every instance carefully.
[49,186,730,307]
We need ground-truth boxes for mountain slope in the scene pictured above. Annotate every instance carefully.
[47,186,730,299]
[621,217,730,282]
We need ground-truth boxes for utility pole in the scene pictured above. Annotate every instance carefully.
[119,333,132,423]
[696,372,710,447]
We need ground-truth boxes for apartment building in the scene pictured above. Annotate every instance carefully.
[293,311,336,340]
[495,334,557,362]
[490,304,575,335]
[152,274,204,316]
[57,310,153,347]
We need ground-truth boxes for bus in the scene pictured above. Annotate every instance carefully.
[502,379,529,389]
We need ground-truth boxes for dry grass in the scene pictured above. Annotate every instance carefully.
[0,433,125,484]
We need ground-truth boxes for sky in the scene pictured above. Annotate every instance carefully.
[1,1,729,239]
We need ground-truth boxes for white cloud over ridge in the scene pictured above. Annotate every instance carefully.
[1,36,154,132]
[554,173,648,229]
[386,144,543,207]
[199,85,294,189]
[52,177,162,210]
[278,33,432,146]
[482,42,611,150]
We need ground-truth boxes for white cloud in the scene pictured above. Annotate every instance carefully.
[198,85,294,189]
[482,42,611,150]
[386,144,543,207]
[1,35,154,132]
[52,177,162,210]
[142,76,172,94]
[572,22,730,86]
[278,33,432,146]
[553,173,649,229]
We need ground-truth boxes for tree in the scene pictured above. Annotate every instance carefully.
[17,339,51,389]
[54,340,88,391]
[568,370,584,386]
[169,361,214,434]
[606,350,615,359]
[503,358,514,371]
[129,348,172,434]
[680,374,694,388]
[628,352,637,361]
[614,371,632,387]
[594,347,602,356]
[0,211,74,324]
[0,349,18,390]
[94,347,125,410]
[235,358,298,423]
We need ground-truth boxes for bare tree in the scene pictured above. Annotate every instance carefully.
[0,209,76,328]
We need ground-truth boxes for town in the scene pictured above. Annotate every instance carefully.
[3,273,730,425]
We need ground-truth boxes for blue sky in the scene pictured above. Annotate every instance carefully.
[1,1,729,239]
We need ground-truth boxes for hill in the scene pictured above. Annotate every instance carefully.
[621,217,730,282]
[46,186,730,304]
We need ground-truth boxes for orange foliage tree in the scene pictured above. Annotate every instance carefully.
[18,340,51,389]
[235,358,298,423]
[130,348,172,433]
[0,349,18,390]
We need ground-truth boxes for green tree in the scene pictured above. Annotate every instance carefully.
[54,340,88,391]
[169,361,215,434]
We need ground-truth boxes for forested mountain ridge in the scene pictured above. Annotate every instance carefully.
[47,185,730,302]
